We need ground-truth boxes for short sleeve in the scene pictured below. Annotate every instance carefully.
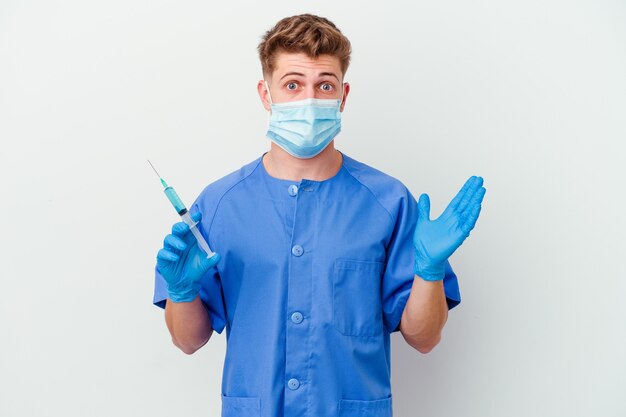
[381,187,461,334]
[152,204,228,335]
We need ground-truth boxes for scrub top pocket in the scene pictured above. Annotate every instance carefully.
[221,394,260,417]
[333,259,384,337]
[338,395,393,417]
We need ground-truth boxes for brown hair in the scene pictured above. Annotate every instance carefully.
[258,14,352,78]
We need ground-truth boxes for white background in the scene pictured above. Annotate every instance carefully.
[1,1,625,416]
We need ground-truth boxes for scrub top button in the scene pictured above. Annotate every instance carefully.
[288,184,299,196]
[287,378,300,390]
[291,245,303,256]
[291,312,303,324]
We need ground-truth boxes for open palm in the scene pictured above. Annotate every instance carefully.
[413,176,486,281]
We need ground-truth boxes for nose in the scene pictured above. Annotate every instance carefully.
[304,84,317,99]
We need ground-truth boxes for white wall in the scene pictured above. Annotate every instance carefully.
[1,1,624,416]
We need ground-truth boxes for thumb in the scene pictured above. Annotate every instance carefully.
[200,252,221,270]
[417,193,431,223]
[191,211,202,223]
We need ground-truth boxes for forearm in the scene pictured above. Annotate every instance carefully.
[164,295,213,354]
[399,276,448,353]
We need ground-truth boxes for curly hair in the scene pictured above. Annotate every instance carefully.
[258,14,352,77]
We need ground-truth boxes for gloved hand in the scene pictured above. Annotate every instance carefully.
[156,211,221,302]
[413,176,486,281]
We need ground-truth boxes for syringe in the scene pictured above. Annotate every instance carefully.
[148,160,217,259]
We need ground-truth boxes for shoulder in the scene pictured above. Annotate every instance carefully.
[192,156,262,214]
[341,153,416,218]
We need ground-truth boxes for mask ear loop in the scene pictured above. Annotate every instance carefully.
[264,80,274,105]
[339,82,345,107]
[263,80,274,131]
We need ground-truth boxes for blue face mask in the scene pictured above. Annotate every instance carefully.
[264,81,343,159]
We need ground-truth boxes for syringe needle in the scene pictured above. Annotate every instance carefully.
[147,159,161,178]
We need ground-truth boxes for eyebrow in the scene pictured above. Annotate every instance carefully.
[319,72,340,81]
[279,71,340,82]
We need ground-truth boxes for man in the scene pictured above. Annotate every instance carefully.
[153,13,485,417]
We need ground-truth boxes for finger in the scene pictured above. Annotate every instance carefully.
[456,176,483,214]
[191,211,202,223]
[417,193,431,223]
[157,248,180,262]
[171,221,190,237]
[164,234,187,251]
[461,200,483,235]
[447,176,476,212]
[202,252,221,270]
[461,186,486,219]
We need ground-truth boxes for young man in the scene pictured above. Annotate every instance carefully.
[153,14,485,417]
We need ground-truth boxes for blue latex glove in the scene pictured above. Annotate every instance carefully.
[156,211,221,302]
[413,176,486,281]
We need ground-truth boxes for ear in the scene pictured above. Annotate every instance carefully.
[339,82,350,112]
[257,80,271,111]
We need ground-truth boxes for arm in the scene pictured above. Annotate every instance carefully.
[156,211,221,355]
[405,176,486,353]
[165,295,213,354]
[399,277,448,354]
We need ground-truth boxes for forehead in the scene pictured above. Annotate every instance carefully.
[271,52,341,79]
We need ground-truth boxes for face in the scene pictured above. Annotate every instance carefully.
[257,52,350,112]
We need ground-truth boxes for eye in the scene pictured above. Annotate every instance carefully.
[320,82,334,92]
[287,82,298,90]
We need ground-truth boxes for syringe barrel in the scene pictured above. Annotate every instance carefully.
[164,186,187,214]
[180,211,215,259]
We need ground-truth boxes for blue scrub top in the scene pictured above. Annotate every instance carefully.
[154,151,460,417]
